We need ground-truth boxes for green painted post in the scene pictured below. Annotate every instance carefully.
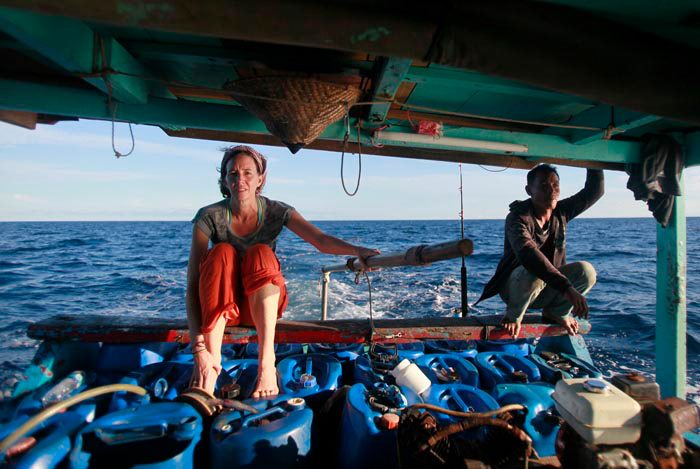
[655,172,687,398]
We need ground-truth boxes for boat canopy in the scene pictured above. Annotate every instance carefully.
[0,1,698,168]
[0,0,695,398]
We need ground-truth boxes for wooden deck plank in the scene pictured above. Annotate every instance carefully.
[27,314,590,344]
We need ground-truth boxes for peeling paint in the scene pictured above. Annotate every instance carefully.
[117,1,175,24]
[350,27,390,44]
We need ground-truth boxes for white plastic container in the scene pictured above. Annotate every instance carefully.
[552,378,642,445]
[390,359,431,395]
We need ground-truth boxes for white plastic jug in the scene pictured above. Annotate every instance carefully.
[390,359,431,395]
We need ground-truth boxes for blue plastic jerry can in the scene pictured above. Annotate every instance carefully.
[491,383,560,457]
[415,354,479,387]
[277,354,342,402]
[109,362,193,411]
[527,351,602,383]
[307,343,364,362]
[243,343,303,360]
[210,397,313,468]
[14,370,94,419]
[219,359,260,400]
[353,356,393,387]
[424,340,478,360]
[393,342,425,361]
[96,343,179,373]
[474,352,541,389]
[70,402,202,469]
[477,339,531,357]
[0,410,91,468]
[421,384,499,439]
[339,382,421,469]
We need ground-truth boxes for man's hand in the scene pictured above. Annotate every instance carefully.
[564,286,589,319]
[500,317,521,338]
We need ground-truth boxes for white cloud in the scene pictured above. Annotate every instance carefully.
[10,193,47,204]
[0,159,158,182]
[0,123,220,162]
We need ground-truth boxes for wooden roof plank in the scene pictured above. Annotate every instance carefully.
[0,1,696,124]
[367,57,412,123]
[0,7,151,104]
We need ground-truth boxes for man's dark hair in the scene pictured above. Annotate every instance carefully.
[526,164,559,186]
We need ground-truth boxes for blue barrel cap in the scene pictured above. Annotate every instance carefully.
[299,374,316,389]
[583,379,609,394]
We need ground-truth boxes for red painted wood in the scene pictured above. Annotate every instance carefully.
[28,314,590,344]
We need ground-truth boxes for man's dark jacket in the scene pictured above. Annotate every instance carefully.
[476,169,604,304]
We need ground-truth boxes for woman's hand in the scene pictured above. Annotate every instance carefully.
[356,246,381,270]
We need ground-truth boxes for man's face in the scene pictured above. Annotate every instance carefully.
[527,170,560,211]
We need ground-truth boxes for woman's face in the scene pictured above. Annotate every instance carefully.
[225,154,263,201]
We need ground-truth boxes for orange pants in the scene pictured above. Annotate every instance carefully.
[198,243,287,333]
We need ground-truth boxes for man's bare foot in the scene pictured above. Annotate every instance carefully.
[252,365,279,399]
[545,314,579,335]
[500,317,522,338]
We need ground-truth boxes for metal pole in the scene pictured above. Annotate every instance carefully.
[321,272,330,320]
[459,164,468,317]
[655,172,687,398]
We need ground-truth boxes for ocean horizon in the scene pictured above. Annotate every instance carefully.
[1,218,698,402]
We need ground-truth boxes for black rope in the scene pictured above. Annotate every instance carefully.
[341,117,362,196]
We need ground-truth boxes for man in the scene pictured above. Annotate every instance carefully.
[476,164,604,338]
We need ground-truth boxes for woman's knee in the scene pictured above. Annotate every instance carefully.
[208,243,237,262]
[242,244,279,272]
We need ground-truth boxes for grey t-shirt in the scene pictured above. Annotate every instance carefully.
[192,196,295,253]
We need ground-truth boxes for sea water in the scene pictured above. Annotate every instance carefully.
[0,218,698,402]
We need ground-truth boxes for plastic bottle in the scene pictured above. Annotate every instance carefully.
[389,359,431,395]
[41,370,85,407]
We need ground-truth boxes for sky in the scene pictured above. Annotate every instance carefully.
[1,119,699,221]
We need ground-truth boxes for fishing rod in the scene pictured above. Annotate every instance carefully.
[459,164,468,317]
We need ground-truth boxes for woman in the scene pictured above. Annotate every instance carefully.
[187,145,379,398]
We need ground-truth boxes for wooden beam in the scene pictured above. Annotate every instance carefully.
[0,109,36,129]
[0,1,697,124]
[405,66,594,105]
[27,314,591,344]
[0,78,637,168]
[163,127,625,171]
[656,182,687,398]
[366,57,412,123]
[386,108,541,133]
[0,7,151,103]
[543,104,664,144]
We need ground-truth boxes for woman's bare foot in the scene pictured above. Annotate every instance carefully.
[252,364,279,398]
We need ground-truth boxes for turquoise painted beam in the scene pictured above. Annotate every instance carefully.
[367,57,412,123]
[0,78,643,165]
[373,125,641,164]
[0,78,266,131]
[543,104,662,144]
[0,7,150,104]
[655,178,687,399]
[405,66,594,105]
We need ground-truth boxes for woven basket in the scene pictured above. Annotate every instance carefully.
[225,76,362,153]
